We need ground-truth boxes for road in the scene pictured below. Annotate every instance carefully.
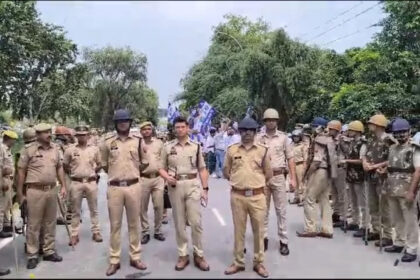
[1,174,419,278]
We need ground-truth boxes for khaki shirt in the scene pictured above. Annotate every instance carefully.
[293,142,308,164]
[1,144,14,176]
[224,142,272,189]
[63,144,101,178]
[100,133,146,182]
[256,131,293,170]
[142,137,164,175]
[160,138,205,176]
[312,134,338,178]
[18,141,62,185]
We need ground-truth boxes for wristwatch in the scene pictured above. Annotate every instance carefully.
[203,187,209,191]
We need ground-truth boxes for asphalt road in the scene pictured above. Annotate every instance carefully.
[1,174,420,278]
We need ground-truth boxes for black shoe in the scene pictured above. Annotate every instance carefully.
[154,233,165,241]
[0,231,12,238]
[375,238,393,247]
[384,245,404,253]
[333,221,345,228]
[141,234,150,245]
[332,213,340,223]
[0,268,10,276]
[27,258,38,269]
[264,238,268,252]
[43,252,63,262]
[279,241,289,256]
[2,226,12,233]
[347,224,359,231]
[402,252,417,263]
[39,246,44,255]
[162,218,168,225]
[363,232,380,241]
[56,218,66,225]
[353,228,366,238]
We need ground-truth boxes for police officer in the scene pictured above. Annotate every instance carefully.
[257,108,296,255]
[0,130,18,238]
[100,109,147,276]
[224,117,272,278]
[362,114,395,247]
[290,129,308,207]
[331,121,350,230]
[54,126,73,225]
[159,116,209,272]
[139,121,166,244]
[342,121,369,236]
[382,118,417,261]
[63,125,102,246]
[17,123,67,269]
[297,120,339,239]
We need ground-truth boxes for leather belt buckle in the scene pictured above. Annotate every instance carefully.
[150,173,157,179]
[43,185,50,191]
[245,190,253,197]
[179,174,188,180]
[119,181,128,187]
[82,178,88,183]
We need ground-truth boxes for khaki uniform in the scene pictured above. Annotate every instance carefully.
[346,137,368,228]
[331,136,350,221]
[18,141,62,258]
[303,134,337,234]
[387,143,418,254]
[101,133,145,265]
[224,142,272,268]
[257,131,293,244]
[293,141,308,202]
[364,133,394,239]
[63,144,101,237]
[0,144,14,232]
[160,139,206,257]
[140,137,165,236]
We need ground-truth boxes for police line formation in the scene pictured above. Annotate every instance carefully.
[0,108,419,278]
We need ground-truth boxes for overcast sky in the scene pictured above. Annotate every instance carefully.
[36,1,385,109]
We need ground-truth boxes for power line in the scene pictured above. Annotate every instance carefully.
[320,23,380,47]
[299,1,364,38]
[305,2,381,43]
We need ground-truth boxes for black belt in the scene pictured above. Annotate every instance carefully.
[388,167,414,173]
[296,162,304,166]
[71,176,97,183]
[109,178,139,187]
[141,172,160,179]
[175,174,197,181]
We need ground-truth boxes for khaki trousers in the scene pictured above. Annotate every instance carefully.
[367,178,392,239]
[26,186,58,258]
[140,177,164,235]
[303,169,333,234]
[231,192,266,267]
[331,167,348,221]
[264,174,288,244]
[389,196,419,254]
[70,181,100,237]
[294,164,306,201]
[348,182,369,228]
[107,183,141,264]
[0,178,13,232]
[168,179,203,257]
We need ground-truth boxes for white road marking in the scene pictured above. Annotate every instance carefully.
[211,208,226,227]
[0,236,13,251]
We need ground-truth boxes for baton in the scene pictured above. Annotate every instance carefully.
[57,194,74,251]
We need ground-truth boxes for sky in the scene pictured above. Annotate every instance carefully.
[36,1,386,109]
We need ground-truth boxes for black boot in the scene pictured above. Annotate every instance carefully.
[141,234,150,245]
[353,228,366,238]
[27,258,38,269]
[279,241,289,256]
[375,238,393,247]
[401,252,417,262]
[2,226,12,233]
[0,268,10,276]
[154,233,165,241]
[43,252,63,262]
[384,245,404,253]
[362,232,380,241]
[0,231,12,238]
[347,224,359,231]
[264,238,268,252]
[332,213,340,223]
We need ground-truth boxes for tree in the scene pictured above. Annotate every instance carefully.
[83,46,158,130]
[0,1,77,121]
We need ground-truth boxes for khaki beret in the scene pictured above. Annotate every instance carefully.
[139,121,153,129]
[34,123,52,132]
